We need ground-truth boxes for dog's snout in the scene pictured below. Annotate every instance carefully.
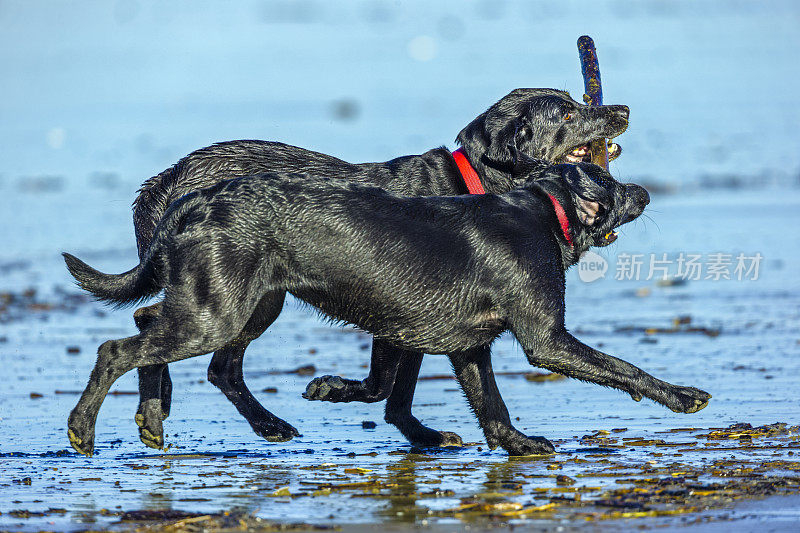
[596,104,629,137]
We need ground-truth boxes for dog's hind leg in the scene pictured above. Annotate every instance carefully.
[68,310,247,457]
[135,303,172,418]
[303,340,401,404]
[135,365,169,449]
[384,348,464,448]
[207,291,300,442]
[132,302,173,449]
[449,346,555,456]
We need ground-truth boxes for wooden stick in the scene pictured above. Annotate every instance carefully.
[577,35,609,169]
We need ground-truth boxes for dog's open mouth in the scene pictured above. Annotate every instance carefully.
[602,230,618,245]
[592,229,619,248]
[562,141,622,164]
[565,145,591,163]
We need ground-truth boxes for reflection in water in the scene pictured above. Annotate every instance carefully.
[380,456,423,523]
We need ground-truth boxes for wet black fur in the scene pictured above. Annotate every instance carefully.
[129,88,630,449]
[64,160,711,457]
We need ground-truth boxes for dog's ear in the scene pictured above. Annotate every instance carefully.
[483,120,518,169]
[508,144,550,181]
[563,164,613,226]
[457,114,525,171]
[455,114,488,163]
[575,197,603,226]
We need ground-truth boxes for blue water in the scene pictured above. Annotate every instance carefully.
[1,0,799,186]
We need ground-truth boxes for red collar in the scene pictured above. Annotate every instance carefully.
[547,194,574,248]
[451,148,572,248]
[452,148,485,194]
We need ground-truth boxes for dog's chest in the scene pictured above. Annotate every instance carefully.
[391,310,506,353]
[292,285,505,353]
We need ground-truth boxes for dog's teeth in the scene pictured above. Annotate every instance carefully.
[566,146,590,163]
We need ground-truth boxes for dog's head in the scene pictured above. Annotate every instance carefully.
[512,152,649,252]
[456,88,629,192]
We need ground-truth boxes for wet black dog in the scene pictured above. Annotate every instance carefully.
[64,157,711,457]
[124,88,630,451]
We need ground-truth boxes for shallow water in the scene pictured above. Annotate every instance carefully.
[2,1,800,531]
[1,185,798,532]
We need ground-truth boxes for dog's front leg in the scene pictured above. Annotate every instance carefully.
[449,346,555,456]
[512,323,711,414]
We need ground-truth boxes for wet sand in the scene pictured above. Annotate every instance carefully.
[1,187,799,531]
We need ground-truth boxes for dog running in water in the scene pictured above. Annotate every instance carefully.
[64,155,710,456]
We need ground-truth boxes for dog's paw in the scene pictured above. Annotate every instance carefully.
[303,375,352,402]
[501,433,556,457]
[667,386,712,414]
[251,418,300,443]
[410,430,464,448]
[438,431,464,447]
[135,399,165,450]
[67,413,95,457]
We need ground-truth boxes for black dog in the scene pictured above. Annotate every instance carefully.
[63,158,711,457]
[126,88,629,450]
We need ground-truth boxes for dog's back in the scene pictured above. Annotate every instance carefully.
[154,174,540,352]
[132,141,464,260]
[132,141,362,258]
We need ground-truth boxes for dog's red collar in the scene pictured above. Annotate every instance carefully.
[547,194,573,248]
[452,148,572,248]
[452,148,485,195]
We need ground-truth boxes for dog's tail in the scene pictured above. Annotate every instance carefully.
[62,252,163,309]
[63,192,203,308]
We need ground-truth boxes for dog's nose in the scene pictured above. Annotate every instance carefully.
[612,105,630,122]
[628,184,650,206]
